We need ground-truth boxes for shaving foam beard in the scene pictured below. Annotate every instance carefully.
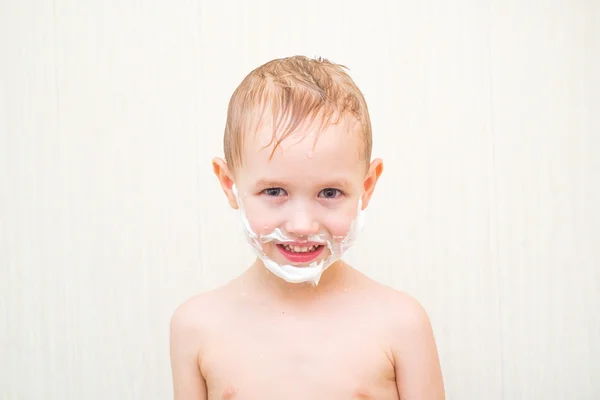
[232,184,366,285]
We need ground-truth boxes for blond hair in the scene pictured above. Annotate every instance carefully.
[223,55,372,169]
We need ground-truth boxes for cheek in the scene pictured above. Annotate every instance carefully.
[322,209,358,238]
[244,210,279,235]
[240,196,280,235]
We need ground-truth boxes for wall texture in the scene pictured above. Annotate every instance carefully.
[1,0,598,398]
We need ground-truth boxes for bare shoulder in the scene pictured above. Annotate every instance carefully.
[169,286,229,342]
[169,285,237,368]
[370,283,445,399]
[379,286,433,333]
[354,272,432,329]
[171,292,211,329]
[169,287,232,400]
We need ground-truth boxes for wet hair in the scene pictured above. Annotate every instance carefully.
[223,55,372,169]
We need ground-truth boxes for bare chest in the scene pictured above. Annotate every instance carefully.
[201,315,398,400]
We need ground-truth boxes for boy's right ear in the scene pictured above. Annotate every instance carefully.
[212,157,239,209]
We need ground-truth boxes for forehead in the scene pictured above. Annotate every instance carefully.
[240,116,365,181]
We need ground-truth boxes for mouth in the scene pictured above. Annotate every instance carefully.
[276,243,325,264]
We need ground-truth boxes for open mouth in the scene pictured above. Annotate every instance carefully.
[276,243,325,264]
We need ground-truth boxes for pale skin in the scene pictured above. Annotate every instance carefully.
[170,115,445,399]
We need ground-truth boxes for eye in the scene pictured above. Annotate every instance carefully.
[319,188,343,199]
[262,187,287,197]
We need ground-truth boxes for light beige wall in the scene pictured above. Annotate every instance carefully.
[1,0,598,399]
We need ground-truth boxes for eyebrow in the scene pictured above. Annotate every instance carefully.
[255,179,287,188]
[255,178,353,188]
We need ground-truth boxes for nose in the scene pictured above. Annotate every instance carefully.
[284,208,320,237]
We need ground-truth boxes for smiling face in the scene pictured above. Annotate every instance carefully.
[214,113,383,272]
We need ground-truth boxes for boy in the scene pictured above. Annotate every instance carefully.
[170,56,445,399]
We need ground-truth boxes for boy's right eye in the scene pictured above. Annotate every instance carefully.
[262,187,286,197]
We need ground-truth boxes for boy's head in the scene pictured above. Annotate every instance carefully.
[213,56,383,285]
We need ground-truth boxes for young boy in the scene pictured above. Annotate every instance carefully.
[170,56,445,399]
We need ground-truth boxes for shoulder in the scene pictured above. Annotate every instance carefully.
[170,285,231,328]
[384,288,432,333]
[378,286,445,397]
[358,276,432,331]
[169,290,231,398]
[361,279,435,343]
[169,288,229,351]
[350,271,433,332]
[375,286,436,353]
[170,294,207,332]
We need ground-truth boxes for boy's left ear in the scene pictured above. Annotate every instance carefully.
[361,158,384,209]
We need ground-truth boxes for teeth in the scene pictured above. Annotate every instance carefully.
[282,244,320,253]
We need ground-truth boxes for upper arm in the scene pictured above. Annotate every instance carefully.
[169,302,208,400]
[392,295,445,400]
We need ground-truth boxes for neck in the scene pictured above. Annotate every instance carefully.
[242,257,354,304]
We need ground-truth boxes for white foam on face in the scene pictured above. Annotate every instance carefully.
[232,184,365,285]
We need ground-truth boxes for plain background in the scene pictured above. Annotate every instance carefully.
[1,0,599,399]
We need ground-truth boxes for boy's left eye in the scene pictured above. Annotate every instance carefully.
[319,188,342,199]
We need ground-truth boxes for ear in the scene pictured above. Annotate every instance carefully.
[361,158,384,209]
[212,157,239,209]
